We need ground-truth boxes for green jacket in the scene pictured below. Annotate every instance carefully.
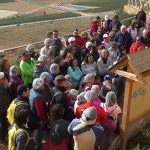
[20,58,36,85]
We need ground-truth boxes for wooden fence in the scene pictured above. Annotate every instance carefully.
[128,0,150,11]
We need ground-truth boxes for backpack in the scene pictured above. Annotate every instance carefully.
[50,91,63,107]
[7,99,29,125]
[8,124,30,150]
[49,123,62,145]
[73,125,91,136]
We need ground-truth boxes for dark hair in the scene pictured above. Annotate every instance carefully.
[17,85,28,96]
[50,104,64,120]
[14,109,30,126]
[0,58,8,72]
[53,30,58,33]
[54,56,63,64]
[69,57,78,71]
[84,53,94,64]
[90,39,96,44]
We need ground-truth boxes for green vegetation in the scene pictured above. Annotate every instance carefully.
[76,0,128,12]
[0,12,80,26]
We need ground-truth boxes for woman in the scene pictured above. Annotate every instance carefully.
[9,65,24,99]
[130,36,145,54]
[80,31,89,49]
[127,19,138,42]
[67,58,82,89]
[42,104,71,150]
[81,53,97,76]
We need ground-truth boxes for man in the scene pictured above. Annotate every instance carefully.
[20,51,36,88]
[115,25,132,54]
[109,15,122,32]
[68,107,104,150]
[33,55,48,79]
[0,72,11,144]
[136,6,146,28]
[26,44,39,61]
[75,90,107,125]
[51,75,74,121]
[29,78,48,150]
[40,38,51,56]
[51,30,63,55]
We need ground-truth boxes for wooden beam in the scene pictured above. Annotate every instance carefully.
[108,57,128,73]
[120,79,133,150]
[115,70,141,82]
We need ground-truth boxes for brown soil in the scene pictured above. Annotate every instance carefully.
[0,1,64,14]
[0,16,90,49]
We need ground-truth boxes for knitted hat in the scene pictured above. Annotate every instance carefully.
[77,92,86,102]
[68,37,76,43]
[32,78,44,89]
[0,72,5,79]
[9,65,18,77]
[81,107,97,125]
[26,44,35,52]
[84,90,96,101]
[91,85,100,97]
[105,91,117,107]
[68,89,78,99]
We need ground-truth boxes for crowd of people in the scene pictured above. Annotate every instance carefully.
[0,7,150,150]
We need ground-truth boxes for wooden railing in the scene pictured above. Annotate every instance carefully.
[128,0,150,11]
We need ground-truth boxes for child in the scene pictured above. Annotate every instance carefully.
[97,49,112,76]
[108,42,121,65]
[8,109,34,150]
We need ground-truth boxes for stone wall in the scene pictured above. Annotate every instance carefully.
[1,41,44,65]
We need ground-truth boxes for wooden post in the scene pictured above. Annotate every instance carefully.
[120,78,133,150]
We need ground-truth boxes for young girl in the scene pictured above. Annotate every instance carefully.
[81,53,97,76]
[108,42,121,64]
[97,49,112,76]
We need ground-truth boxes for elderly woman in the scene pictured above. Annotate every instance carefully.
[33,55,48,80]
[40,72,52,105]
[9,65,24,99]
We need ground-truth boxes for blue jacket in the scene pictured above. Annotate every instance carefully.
[67,66,82,88]
[115,31,132,52]
[29,88,44,111]
[68,118,104,150]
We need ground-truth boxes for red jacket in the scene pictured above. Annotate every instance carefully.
[75,35,83,47]
[130,42,145,54]
[75,101,107,125]
[34,98,47,123]
[90,22,98,33]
